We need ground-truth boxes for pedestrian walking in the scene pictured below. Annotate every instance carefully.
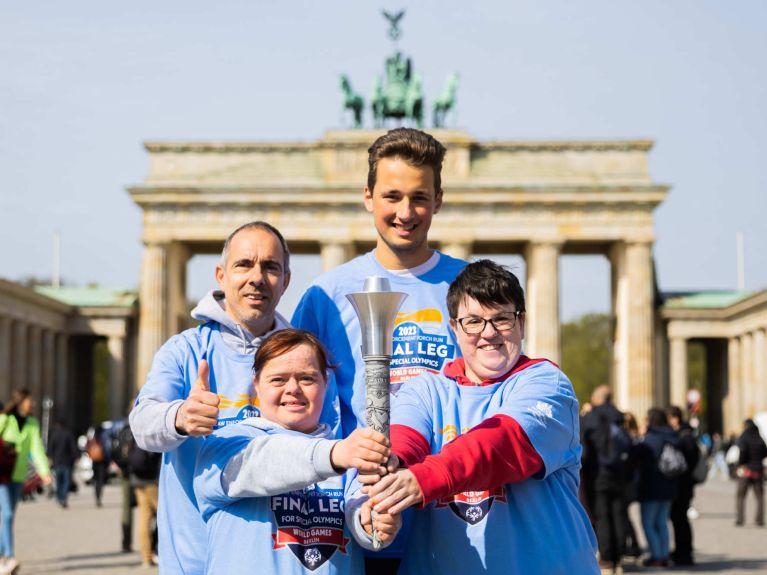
[667,405,700,566]
[581,385,632,574]
[85,425,109,507]
[110,418,135,552]
[735,419,767,527]
[126,425,161,568]
[46,419,79,508]
[636,408,678,568]
[0,389,52,575]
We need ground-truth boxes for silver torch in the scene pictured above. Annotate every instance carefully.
[347,276,407,549]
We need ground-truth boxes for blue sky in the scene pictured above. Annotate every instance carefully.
[2,1,765,320]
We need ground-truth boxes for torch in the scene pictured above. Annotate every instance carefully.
[347,276,407,549]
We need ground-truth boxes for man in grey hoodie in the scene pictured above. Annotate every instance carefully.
[129,221,298,575]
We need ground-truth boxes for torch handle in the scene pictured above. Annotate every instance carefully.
[363,355,391,550]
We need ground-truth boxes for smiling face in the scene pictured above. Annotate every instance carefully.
[215,227,290,336]
[450,297,526,383]
[254,344,327,433]
[364,156,443,269]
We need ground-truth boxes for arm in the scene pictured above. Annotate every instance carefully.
[393,415,543,505]
[28,420,51,479]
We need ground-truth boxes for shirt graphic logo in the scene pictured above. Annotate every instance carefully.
[271,487,349,571]
[389,309,454,390]
[215,394,260,429]
[435,486,507,525]
[529,401,553,424]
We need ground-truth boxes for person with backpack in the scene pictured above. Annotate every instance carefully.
[126,424,162,568]
[735,418,767,527]
[666,405,700,566]
[636,408,679,568]
[0,389,52,575]
[581,385,632,574]
[86,425,109,507]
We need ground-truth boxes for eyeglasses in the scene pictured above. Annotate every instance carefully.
[455,311,522,334]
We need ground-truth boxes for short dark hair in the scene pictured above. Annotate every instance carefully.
[447,259,526,319]
[221,221,290,273]
[647,407,668,428]
[667,405,684,422]
[253,329,333,381]
[367,128,446,193]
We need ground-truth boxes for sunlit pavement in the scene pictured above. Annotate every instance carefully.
[11,476,767,574]
[15,482,156,574]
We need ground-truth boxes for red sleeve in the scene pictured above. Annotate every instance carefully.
[390,424,431,467]
[406,414,544,505]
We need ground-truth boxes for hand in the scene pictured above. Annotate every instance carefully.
[175,360,220,436]
[359,454,400,493]
[368,469,423,515]
[330,428,390,473]
[360,500,401,544]
[41,475,53,487]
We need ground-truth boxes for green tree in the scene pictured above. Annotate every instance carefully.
[560,313,611,405]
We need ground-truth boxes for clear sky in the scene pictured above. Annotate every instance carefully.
[2,1,765,321]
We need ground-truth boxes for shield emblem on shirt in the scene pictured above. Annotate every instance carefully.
[436,486,507,525]
[271,487,349,571]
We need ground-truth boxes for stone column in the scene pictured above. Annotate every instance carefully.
[107,335,126,421]
[524,241,562,362]
[166,242,192,336]
[41,330,56,404]
[28,326,43,405]
[55,333,69,423]
[137,243,168,390]
[610,241,654,417]
[669,337,688,408]
[320,242,353,272]
[740,332,754,417]
[754,329,766,414]
[12,321,28,391]
[441,241,473,261]
[725,337,742,435]
[0,318,11,400]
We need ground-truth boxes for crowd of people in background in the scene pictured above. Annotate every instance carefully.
[580,385,767,575]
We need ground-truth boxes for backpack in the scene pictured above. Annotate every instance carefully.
[111,424,135,471]
[128,443,161,481]
[85,437,105,463]
[658,442,688,478]
[596,419,633,471]
[691,441,709,484]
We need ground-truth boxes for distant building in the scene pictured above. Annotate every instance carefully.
[0,279,137,432]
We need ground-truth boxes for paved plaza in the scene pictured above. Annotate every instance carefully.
[10,476,767,574]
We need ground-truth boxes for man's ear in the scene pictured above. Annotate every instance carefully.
[363,186,374,213]
[281,271,292,294]
[433,188,443,214]
[518,313,526,340]
[215,265,225,290]
[449,317,458,336]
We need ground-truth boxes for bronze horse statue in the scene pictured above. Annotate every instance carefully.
[340,74,364,128]
[433,72,459,128]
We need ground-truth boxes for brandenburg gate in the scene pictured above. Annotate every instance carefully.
[129,129,668,418]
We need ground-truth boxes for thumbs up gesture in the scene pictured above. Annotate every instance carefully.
[175,359,221,436]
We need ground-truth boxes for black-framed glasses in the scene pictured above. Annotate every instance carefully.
[455,311,522,334]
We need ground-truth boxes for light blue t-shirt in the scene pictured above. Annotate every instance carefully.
[392,362,599,575]
[291,250,466,438]
[194,421,367,575]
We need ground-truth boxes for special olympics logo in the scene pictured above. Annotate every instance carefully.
[304,548,322,567]
[465,506,483,523]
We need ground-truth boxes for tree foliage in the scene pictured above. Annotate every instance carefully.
[560,313,611,406]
